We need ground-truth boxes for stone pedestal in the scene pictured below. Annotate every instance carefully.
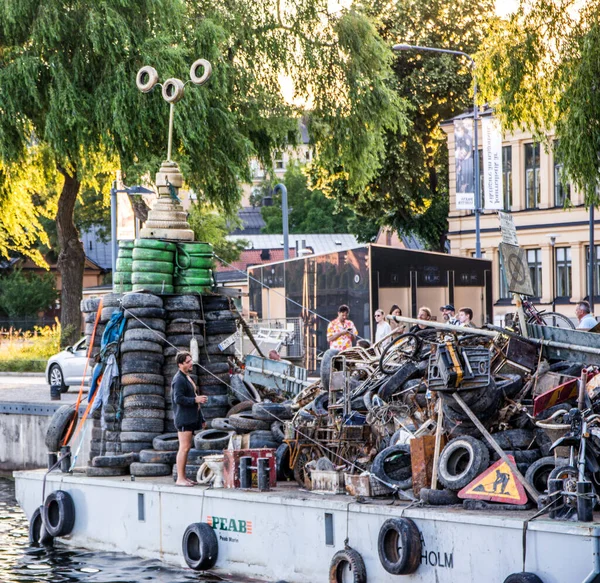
[139,160,194,241]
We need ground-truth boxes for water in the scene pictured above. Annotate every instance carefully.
[0,477,254,583]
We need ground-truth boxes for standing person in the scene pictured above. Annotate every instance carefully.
[327,304,358,351]
[440,304,459,326]
[374,309,392,346]
[409,306,432,333]
[458,307,477,328]
[575,300,597,330]
[389,304,405,335]
[172,351,208,487]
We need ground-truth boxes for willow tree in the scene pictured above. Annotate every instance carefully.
[0,0,404,346]
[476,0,600,202]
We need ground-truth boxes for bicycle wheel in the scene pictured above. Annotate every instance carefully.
[528,312,575,329]
[379,334,420,375]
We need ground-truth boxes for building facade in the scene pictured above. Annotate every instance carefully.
[443,113,596,325]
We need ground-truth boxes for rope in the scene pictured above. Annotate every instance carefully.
[213,253,367,342]
[118,300,415,500]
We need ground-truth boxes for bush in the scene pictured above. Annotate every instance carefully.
[0,268,58,318]
[0,324,60,372]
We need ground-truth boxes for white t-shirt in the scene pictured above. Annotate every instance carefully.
[577,314,597,330]
[376,321,393,344]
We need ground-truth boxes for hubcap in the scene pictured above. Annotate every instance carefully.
[50,367,63,386]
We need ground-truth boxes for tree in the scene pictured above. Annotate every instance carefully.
[0,269,58,318]
[261,164,359,234]
[0,0,405,346]
[310,0,495,250]
[187,202,247,265]
[476,0,600,202]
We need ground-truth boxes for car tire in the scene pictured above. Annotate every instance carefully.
[48,364,67,392]
[438,436,490,491]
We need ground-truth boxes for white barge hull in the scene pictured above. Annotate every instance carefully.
[14,470,600,583]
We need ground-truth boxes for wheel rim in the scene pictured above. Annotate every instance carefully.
[50,367,63,386]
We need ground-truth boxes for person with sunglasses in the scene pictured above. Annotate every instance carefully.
[172,351,208,487]
[374,309,392,346]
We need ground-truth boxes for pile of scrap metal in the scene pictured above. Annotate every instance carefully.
[267,315,600,516]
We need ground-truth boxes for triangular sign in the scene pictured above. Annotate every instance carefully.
[458,455,528,505]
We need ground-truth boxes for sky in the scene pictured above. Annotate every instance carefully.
[496,0,518,18]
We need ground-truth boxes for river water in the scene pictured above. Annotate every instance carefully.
[0,477,259,583]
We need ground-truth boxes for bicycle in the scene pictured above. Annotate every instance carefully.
[507,296,575,330]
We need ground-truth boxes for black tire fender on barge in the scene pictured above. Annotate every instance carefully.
[43,490,75,537]
[378,517,422,575]
[182,522,218,570]
[503,573,544,583]
[29,506,54,546]
[328,547,367,583]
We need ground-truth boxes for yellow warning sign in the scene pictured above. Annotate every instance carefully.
[458,455,527,504]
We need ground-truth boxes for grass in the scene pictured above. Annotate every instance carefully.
[0,323,61,373]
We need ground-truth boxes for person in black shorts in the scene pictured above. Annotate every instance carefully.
[172,351,208,487]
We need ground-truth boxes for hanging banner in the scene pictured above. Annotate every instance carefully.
[454,118,475,210]
[482,117,503,209]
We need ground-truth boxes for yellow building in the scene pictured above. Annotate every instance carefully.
[443,112,596,325]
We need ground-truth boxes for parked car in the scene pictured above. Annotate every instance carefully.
[45,337,92,392]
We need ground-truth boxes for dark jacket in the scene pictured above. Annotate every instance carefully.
[171,370,203,429]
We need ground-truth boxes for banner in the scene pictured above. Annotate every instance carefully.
[482,117,503,209]
[454,119,475,210]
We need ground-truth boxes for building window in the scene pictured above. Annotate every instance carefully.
[503,146,512,210]
[554,140,571,207]
[527,248,542,297]
[555,247,572,298]
[274,151,285,170]
[525,143,541,209]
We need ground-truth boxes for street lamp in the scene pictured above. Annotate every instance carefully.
[547,233,559,312]
[110,180,154,274]
[274,183,290,260]
[392,43,481,258]
[589,204,595,313]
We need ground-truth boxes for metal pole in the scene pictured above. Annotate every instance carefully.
[473,73,481,258]
[110,181,118,276]
[275,183,289,260]
[167,102,175,162]
[551,238,556,312]
[589,203,595,313]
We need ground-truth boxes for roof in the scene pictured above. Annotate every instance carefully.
[441,105,495,126]
[81,226,112,270]
[226,233,359,255]
[215,247,298,283]
[230,207,266,235]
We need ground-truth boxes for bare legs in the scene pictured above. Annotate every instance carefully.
[175,430,193,486]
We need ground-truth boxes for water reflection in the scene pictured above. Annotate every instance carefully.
[0,478,252,583]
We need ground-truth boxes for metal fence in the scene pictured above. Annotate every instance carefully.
[0,317,58,333]
[236,317,304,362]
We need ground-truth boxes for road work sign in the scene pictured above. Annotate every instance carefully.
[458,455,527,504]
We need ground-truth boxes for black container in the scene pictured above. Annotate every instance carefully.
[50,385,61,401]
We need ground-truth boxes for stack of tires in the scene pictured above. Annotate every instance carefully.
[162,295,204,433]
[113,240,134,293]
[131,239,175,294]
[80,297,103,355]
[174,242,214,293]
[197,295,237,426]
[117,293,167,474]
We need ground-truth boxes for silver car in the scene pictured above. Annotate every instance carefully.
[45,337,92,392]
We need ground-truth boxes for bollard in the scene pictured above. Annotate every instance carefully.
[577,480,594,522]
[48,452,58,470]
[548,478,563,519]
[60,445,71,473]
[257,458,270,492]
[239,456,252,489]
[50,385,61,401]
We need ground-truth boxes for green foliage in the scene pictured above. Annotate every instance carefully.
[0,268,58,317]
[188,202,247,265]
[0,324,61,373]
[312,0,494,250]
[476,0,600,202]
[261,164,358,234]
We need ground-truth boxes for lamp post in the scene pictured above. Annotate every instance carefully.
[274,183,290,260]
[589,204,595,313]
[110,180,154,275]
[392,43,481,258]
[547,233,559,312]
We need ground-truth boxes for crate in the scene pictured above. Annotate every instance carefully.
[344,473,393,497]
[311,470,345,494]
[223,448,277,489]
[428,345,490,392]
